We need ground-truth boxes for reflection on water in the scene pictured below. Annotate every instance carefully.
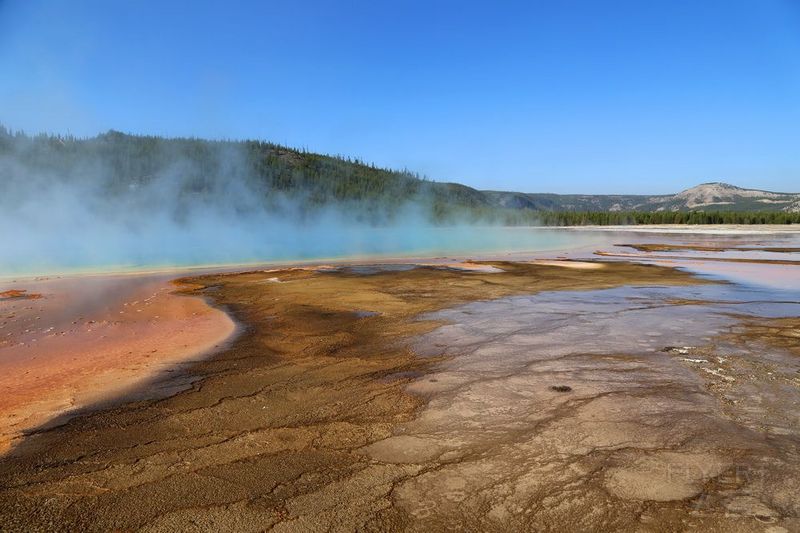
[557,229,800,291]
[416,283,800,363]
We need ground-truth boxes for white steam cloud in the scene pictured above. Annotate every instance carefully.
[0,133,577,276]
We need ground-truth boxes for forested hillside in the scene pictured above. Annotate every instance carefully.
[1,126,797,225]
[0,126,494,224]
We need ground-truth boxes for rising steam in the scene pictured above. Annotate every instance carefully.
[0,129,576,275]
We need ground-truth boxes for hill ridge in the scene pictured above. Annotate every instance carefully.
[1,125,797,214]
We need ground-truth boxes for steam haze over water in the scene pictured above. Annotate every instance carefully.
[0,133,596,276]
[6,1,796,275]
[2,218,595,277]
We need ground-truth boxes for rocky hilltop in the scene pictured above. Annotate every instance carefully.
[486,182,800,212]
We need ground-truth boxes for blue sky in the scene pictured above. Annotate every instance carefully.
[1,0,798,194]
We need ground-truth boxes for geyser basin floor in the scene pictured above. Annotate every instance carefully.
[0,273,235,453]
[372,283,800,529]
[1,258,798,531]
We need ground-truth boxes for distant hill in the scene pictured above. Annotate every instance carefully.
[485,182,800,213]
[1,126,797,225]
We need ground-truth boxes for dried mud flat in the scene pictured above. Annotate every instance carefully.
[0,261,798,532]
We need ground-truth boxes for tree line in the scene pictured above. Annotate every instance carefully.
[533,210,800,226]
[1,125,797,226]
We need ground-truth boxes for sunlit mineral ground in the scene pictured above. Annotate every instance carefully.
[0,226,799,532]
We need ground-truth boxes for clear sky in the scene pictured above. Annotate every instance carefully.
[1,0,798,194]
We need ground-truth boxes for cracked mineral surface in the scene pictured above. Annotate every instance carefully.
[0,256,798,532]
